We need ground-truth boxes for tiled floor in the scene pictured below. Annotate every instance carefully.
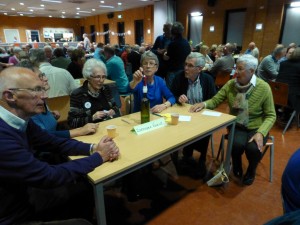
[105,102,299,225]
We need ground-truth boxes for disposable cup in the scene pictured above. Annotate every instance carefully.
[171,113,179,125]
[106,125,117,138]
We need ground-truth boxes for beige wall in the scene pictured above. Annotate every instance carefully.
[0,16,80,43]
[176,0,292,57]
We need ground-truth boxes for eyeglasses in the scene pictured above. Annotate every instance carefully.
[90,75,107,80]
[142,62,157,68]
[184,63,199,69]
[9,86,47,96]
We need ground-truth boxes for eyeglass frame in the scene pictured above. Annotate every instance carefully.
[90,75,107,80]
[142,61,157,68]
[8,86,47,96]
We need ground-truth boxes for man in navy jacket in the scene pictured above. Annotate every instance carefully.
[0,67,120,225]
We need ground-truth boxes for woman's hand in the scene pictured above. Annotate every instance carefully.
[248,132,264,152]
[92,111,107,121]
[106,109,116,118]
[179,94,189,104]
[189,103,205,112]
[151,104,167,113]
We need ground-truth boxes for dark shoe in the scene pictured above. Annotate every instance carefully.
[233,168,243,179]
[242,173,255,186]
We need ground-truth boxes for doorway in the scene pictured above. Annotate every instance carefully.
[25,30,40,42]
[135,20,144,45]
[103,23,109,44]
[90,25,95,43]
[117,22,125,46]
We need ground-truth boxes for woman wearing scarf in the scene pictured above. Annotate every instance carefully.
[189,54,276,185]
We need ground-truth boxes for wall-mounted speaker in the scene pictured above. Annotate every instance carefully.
[107,12,114,19]
[207,0,216,7]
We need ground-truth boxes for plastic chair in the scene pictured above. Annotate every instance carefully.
[269,81,300,135]
[213,134,275,182]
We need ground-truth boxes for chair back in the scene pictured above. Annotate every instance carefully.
[268,81,289,107]
[215,71,231,88]
[46,95,70,123]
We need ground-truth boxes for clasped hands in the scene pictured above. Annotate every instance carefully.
[93,136,120,162]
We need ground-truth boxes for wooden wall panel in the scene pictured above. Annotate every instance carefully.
[79,5,153,46]
[176,0,292,57]
[0,16,80,43]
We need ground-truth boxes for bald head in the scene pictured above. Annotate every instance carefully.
[0,67,39,99]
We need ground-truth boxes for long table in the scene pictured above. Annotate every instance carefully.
[71,104,236,225]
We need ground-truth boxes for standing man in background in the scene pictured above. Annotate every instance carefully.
[152,23,172,79]
[83,33,91,52]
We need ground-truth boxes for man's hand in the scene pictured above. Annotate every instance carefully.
[94,136,120,162]
[92,111,107,121]
[248,132,264,152]
[189,103,205,112]
[51,110,60,120]
[178,94,188,104]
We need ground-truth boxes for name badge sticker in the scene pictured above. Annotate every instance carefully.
[84,102,91,109]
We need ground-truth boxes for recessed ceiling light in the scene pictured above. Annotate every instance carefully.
[76,7,80,10]
[118,2,122,5]
[92,9,96,11]
[11,8,15,10]
[4,12,7,15]
[62,15,65,18]
[40,4,45,7]
[20,3,24,5]
[100,1,105,3]
[29,9,34,12]
[76,12,79,15]
[20,14,23,16]
[62,11,65,14]
[49,15,52,17]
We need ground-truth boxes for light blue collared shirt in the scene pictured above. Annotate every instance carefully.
[0,105,28,131]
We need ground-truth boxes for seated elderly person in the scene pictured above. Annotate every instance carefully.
[129,51,175,113]
[257,45,286,81]
[67,49,85,79]
[0,67,119,224]
[200,45,214,71]
[51,47,71,70]
[171,52,216,178]
[17,60,98,139]
[68,59,120,129]
[8,46,22,65]
[190,54,276,185]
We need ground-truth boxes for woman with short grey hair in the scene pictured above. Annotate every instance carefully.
[68,58,120,128]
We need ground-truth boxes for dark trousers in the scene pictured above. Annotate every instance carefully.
[231,126,268,175]
[182,136,210,162]
[27,178,94,223]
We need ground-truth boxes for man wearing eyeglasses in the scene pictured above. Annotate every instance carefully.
[171,52,217,179]
[0,67,120,224]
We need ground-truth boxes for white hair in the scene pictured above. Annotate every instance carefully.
[237,54,258,70]
[82,58,107,79]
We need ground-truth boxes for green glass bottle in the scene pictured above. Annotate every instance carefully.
[141,76,150,124]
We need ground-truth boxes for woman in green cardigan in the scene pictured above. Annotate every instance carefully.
[190,54,276,185]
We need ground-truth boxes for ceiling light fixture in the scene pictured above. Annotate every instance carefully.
[62,11,65,14]
[76,12,79,15]
[78,11,91,13]
[118,2,122,5]
[191,12,202,16]
[49,15,52,17]
[41,4,45,7]
[20,14,23,16]
[41,0,62,3]
[100,1,105,3]
[76,7,80,10]
[4,12,7,15]
[92,9,96,11]
[11,8,15,11]
[20,3,24,5]
[28,7,44,10]
[291,1,300,7]
[29,9,34,12]
[99,5,114,8]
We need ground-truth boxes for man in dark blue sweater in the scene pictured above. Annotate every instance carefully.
[0,67,120,225]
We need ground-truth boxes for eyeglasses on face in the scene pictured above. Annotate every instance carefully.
[142,61,157,68]
[90,75,107,80]
[8,86,47,96]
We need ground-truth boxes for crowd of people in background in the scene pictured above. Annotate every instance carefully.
[1,21,300,224]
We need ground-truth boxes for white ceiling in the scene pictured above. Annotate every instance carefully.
[0,0,155,18]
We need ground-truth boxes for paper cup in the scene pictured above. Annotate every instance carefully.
[171,113,179,125]
[106,125,117,138]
